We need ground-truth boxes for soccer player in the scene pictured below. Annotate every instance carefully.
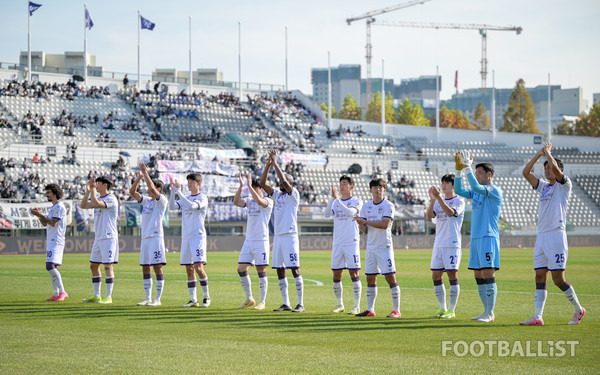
[260,149,304,313]
[354,179,401,318]
[30,183,68,302]
[169,173,210,308]
[426,174,465,319]
[129,162,168,306]
[454,151,502,322]
[80,176,119,304]
[323,175,363,315]
[520,142,586,325]
[233,172,273,310]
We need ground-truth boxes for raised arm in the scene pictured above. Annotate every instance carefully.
[260,155,274,196]
[426,186,436,220]
[129,170,143,202]
[454,151,472,199]
[168,181,179,210]
[323,184,336,219]
[522,146,544,188]
[233,172,246,208]
[269,150,292,194]
[247,172,269,208]
[84,177,106,209]
[542,142,565,183]
[140,162,160,200]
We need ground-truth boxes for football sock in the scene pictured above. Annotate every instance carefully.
[333,280,343,306]
[278,277,290,306]
[49,268,64,295]
[534,282,547,320]
[433,279,446,310]
[366,284,377,312]
[475,278,486,311]
[105,277,114,298]
[143,273,152,300]
[155,274,164,300]
[352,277,362,308]
[390,283,401,312]
[560,282,583,314]
[92,276,102,298]
[239,271,252,300]
[188,280,197,301]
[449,279,460,312]
[295,275,304,306]
[485,277,497,315]
[258,272,268,304]
[199,278,210,299]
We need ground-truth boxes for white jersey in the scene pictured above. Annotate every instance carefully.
[271,187,299,236]
[330,197,362,247]
[244,196,273,241]
[94,194,119,241]
[432,196,465,248]
[140,194,168,238]
[360,199,394,251]
[178,193,208,239]
[535,176,571,233]
[46,201,67,248]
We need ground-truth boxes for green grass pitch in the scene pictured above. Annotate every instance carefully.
[1,247,598,374]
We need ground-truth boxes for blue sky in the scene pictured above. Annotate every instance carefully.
[1,0,599,105]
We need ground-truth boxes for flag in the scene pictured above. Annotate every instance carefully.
[85,8,94,30]
[29,1,42,16]
[454,70,458,94]
[140,15,155,31]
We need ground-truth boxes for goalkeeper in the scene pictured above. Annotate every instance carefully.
[454,151,503,323]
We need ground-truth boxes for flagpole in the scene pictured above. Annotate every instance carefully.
[547,73,552,142]
[435,65,440,142]
[188,16,192,95]
[84,4,88,87]
[285,26,288,93]
[238,22,242,101]
[27,0,31,81]
[381,59,385,131]
[137,11,141,91]
[492,70,496,142]
[327,51,331,130]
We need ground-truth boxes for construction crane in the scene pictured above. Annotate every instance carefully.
[346,0,432,105]
[372,20,522,90]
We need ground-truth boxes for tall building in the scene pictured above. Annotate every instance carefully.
[360,78,394,109]
[394,76,441,118]
[311,64,361,111]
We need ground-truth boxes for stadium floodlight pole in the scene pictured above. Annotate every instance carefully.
[492,70,496,142]
[137,11,141,91]
[238,22,242,102]
[381,59,385,132]
[327,51,332,130]
[547,73,552,142]
[435,65,440,142]
[27,0,31,82]
[83,4,88,87]
[285,26,288,93]
[189,16,192,95]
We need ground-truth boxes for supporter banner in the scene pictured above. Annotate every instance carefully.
[210,202,247,222]
[0,201,74,230]
[124,202,142,228]
[280,152,327,167]
[156,160,239,176]
[197,147,247,160]
[160,173,239,197]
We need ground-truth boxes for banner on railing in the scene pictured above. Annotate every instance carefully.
[197,147,247,160]
[209,202,247,222]
[280,152,327,167]
[160,173,239,197]
[156,160,239,176]
[0,200,74,230]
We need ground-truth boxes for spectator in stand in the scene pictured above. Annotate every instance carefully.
[123,74,129,89]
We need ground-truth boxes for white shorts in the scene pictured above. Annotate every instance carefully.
[46,242,65,265]
[140,236,167,266]
[365,248,396,275]
[180,237,207,265]
[272,233,300,269]
[430,246,462,272]
[534,229,568,271]
[331,243,361,270]
[239,239,270,267]
[90,238,119,264]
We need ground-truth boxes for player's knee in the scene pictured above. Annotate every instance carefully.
[46,262,55,271]
[291,268,301,278]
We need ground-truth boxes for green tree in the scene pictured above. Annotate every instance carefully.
[365,92,395,123]
[336,94,362,120]
[573,101,600,137]
[396,98,429,126]
[555,119,574,135]
[501,78,540,133]
[437,105,473,129]
[472,101,491,130]
[320,102,336,118]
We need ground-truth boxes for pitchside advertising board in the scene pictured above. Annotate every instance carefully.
[1,235,599,255]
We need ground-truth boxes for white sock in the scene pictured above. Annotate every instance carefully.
[199,278,210,299]
[278,277,290,306]
[352,279,362,309]
[143,275,152,300]
[155,279,164,300]
[434,283,447,310]
[188,280,197,302]
[295,275,304,306]
[563,285,583,314]
[92,276,101,298]
[534,289,547,320]
[449,284,460,312]
[333,280,343,306]
[105,277,114,298]
[240,274,252,300]
[367,285,378,312]
[258,275,268,304]
[49,269,64,295]
[390,285,401,312]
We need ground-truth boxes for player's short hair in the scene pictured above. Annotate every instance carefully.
[369,178,386,189]
[95,176,113,189]
[44,183,63,200]
[284,173,294,185]
[186,173,202,183]
[544,158,564,171]
[339,175,354,186]
[475,162,495,176]
[152,178,164,192]
[441,174,455,185]
[251,178,261,189]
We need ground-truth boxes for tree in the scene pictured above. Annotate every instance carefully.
[365,92,395,123]
[555,119,574,135]
[472,101,491,130]
[501,78,540,133]
[320,102,336,118]
[336,94,362,120]
[438,105,473,129]
[396,98,429,126]
[573,101,600,137]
